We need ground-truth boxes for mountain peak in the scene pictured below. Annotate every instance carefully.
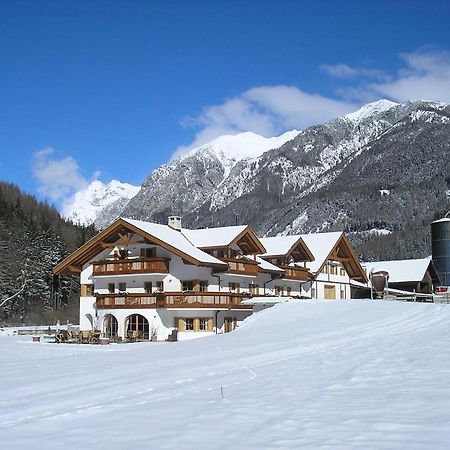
[186,129,300,163]
[344,99,399,123]
[64,179,140,226]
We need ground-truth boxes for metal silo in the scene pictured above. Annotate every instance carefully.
[431,217,450,287]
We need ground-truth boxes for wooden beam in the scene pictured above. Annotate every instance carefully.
[68,265,82,273]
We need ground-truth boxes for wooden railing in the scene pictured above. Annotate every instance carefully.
[92,257,169,276]
[279,265,309,281]
[220,257,259,276]
[96,294,157,308]
[96,292,251,309]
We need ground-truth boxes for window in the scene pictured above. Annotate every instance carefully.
[199,280,208,291]
[286,286,292,296]
[229,282,240,293]
[144,282,152,293]
[340,287,345,299]
[340,268,346,276]
[185,318,194,331]
[249,283,259,295]
[118,282,126,292]
[155,281,164,292]
[199,318,208,331]
[311,287,317,299]
[108,283,115,293]
[140,247,156,258]
[275,285,284,296]
[322,264,328,274]
[330,265,337,275]
[182,280,195,291]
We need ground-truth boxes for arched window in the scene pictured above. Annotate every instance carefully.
[125,314,149,340]
[103,314,118,338]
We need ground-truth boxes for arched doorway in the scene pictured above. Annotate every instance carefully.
[125,314,149,340]
[103,314,118,338]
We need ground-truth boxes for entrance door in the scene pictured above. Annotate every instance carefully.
[324,285,336,300]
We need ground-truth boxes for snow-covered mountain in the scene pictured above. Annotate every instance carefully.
[64,179,140,228]
[122,130,300,224]
[70,99,450,261]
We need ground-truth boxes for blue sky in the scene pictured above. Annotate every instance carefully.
[1,0,450,212]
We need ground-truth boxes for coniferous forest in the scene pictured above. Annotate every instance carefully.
[0,182,96,325]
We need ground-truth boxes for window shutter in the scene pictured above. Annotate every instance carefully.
[207,317,214,332]
[193,280,200,292]
[177,318,185,331]
[193,318,200,332]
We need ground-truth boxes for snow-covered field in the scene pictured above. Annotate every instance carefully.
[2,300,450,449]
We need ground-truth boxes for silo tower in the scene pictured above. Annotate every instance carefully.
[431,216,450,287]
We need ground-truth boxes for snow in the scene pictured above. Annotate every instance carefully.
[3,300,450,449]
[187,130,299,166]
[182,225,248,248]
[300,232,343,273]
[64,180,140,226]
[364,257,432,283]
[259,235,305,257]
[345,99,398,123]
[252,255,285,273]
[121,218,226,267]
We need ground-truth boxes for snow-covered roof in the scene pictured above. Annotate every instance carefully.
[253,256,285,273]
[182,225,248,248]
[260,235,300,256]
[363,257,433,283]
[122,218,226,266]
[300,232,343,273]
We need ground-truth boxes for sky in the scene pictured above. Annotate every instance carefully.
[1,0,450,213]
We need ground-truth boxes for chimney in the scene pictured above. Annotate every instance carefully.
[168,216,182,231]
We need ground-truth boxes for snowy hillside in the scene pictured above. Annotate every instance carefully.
[184,130,299,179]
[64,179,140,228]
[3,300,450,449]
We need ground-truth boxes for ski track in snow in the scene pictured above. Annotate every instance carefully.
[2,300,450,449]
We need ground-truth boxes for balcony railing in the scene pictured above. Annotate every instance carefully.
[279,265,309,281]
[96,292,251,309]
[220,257,259,276]
[96,293,157,308]
[92,257,169,276]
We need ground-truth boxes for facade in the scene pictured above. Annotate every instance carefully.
[53,217,368,341]
[260,232,368,300]
[361,257,440,300]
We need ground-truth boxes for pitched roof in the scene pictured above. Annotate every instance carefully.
[182,225,266,254]
[299,232,343,273]
[122,218,225,266]
[363,257,436,283]
[259,235,314,261]
[182,225,247,248]
[53,217,226,275]
[300,232,367,282]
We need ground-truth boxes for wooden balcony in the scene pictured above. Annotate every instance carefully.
[220,257,259,276]
[92,257,169,276]
[279,265,309,281]
[96,292,251,310]
[96,293,157,308]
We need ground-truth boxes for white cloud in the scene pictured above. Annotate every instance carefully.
[31,147,100,211]
[173,85,358,158]
[371,49,450,102]
[325,49,450,103]
[320,63,387,81]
